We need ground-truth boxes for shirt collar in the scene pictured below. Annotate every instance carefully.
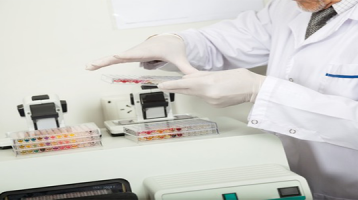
[332,0,358,14]
[292,0,358,21]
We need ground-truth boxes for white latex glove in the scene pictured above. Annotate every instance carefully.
[85,34,198,74]
[157,68,266,108]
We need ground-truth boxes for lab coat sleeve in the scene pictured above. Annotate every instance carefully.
[176,2,274,71]
[142,1,276,71]
[248,76,358,150]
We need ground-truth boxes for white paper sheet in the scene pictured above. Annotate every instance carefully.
[111,0,265,29]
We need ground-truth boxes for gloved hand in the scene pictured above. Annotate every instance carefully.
[85,34,198,74]
[158,68,266,108]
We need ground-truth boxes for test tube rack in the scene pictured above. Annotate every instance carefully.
[123,118,219,142]
[7,123,102,156]
[101,74,182,85]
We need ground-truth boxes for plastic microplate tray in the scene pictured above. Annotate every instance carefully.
[123,119,219,142]
[7,123,102,156]
[102,74,182,85]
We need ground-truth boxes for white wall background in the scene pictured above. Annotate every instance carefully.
[0,0,267,134]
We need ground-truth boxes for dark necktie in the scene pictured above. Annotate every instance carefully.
[305,6,337,39]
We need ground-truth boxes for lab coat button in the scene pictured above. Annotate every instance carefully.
[289,78,294,82]
[251,120,258,124]
[289,129,296,134]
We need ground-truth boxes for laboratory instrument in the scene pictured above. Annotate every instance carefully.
[17,94,67,130]
[102,74,204,137]
[0,94,102,156]
[0,178,138,200]
[145,164,311,200]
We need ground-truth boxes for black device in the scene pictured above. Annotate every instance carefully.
[0,179,138,200]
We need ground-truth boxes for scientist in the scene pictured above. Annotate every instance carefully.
[87,0,358,199]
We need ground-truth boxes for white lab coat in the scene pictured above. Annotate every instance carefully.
[171,0,358,199]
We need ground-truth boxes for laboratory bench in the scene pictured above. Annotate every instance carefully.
[0,117,289,199]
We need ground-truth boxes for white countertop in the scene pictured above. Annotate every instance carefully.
[0,117,288,200]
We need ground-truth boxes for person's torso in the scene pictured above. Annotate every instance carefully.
[268,0,358,100]
[266,1,358,199]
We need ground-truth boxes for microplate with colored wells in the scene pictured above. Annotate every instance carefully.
[123,118,219,142]
[7,123,102,156]
[102,74,182,85]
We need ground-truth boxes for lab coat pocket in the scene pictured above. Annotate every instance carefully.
[319,64,358,100]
